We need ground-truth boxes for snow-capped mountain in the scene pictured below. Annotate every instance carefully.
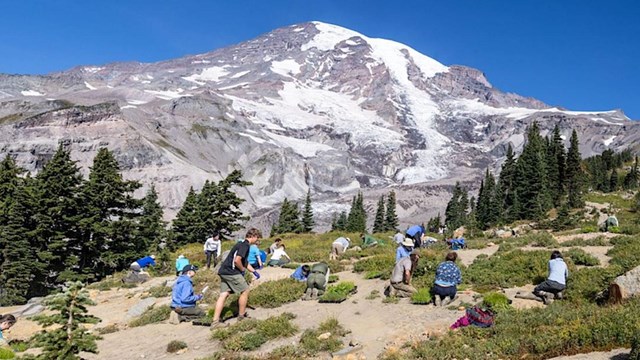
[0,21,637,231]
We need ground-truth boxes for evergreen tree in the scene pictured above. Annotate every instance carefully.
[426,213,442,233]
[271,198,302,235]
[346,192,367,233]
[139,184,166,251]
[301,190,315,233]
[372,195,386,233]
[445,182,469,230]
[199,170,252,238]
[497,144,517,223]
[609,168,619,192]
[30,281,101,359]
[170,187,200,249]
[566,130,585,208]
[330,213,339,231]
[336,211,348,231]
[476,169,499,229]
[33,144,85,287]
[623,156,639,190]
[383,190,399,231]
[0,155,24,276]
[547,125,566,205]
[513,122,551,219]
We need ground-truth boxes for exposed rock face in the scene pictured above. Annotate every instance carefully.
[609,265,640,303]
[0,21,638,232]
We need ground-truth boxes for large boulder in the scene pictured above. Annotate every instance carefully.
[127,297,157,318]
[609,265,640,303]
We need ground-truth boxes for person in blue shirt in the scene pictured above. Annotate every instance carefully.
[405,225,425,248]
[290,265,311,281]
[433,252,462,306]
[533,250,569,304]
[248,241,263,269]
[169,265,207,324]
[130,255,156,273]
[396,237,414,263]
[0,314,16,346]
[175,255,190,276]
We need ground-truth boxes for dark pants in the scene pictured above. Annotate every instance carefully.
[172,306,205,321]
[407,233,422,248]
[534,280,565,296]
[205,251,217,268]
[434,284,457,300]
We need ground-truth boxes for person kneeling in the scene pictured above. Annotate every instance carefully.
[303,262,330,300]
[169,265,207,324]
[433,252,462,306]
[387,251,419,298]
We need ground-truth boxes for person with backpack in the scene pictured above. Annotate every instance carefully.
[405,225,426,248]
[204,231,222,269]
[211,228,262,328]
[0,314,17,346]
[303,262,330,300]
[533,250,568,304]
[169,265,207,324]
[433,252,462,306]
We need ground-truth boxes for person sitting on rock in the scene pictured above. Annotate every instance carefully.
[386,251,419,298]
[130,255,156,274]
[0,314,17,347]
[533,250,568,304]
[267,243,291,266]
[290,265,311,282]
[303,262,330,300]
[169,265,207,324]
[396,237,414,263]
[330,237,350,260]
[175,255,189,276]
[433,252,462,306]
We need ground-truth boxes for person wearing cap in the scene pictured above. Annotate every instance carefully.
[433,252,462,306]
[406,225,426,248]
[211,228,262,328]
[130,254,156,273]
[386,251,419,298]
[175,255,190,276]
[396,237,414,263]
[169,264,207,324]
[330,236,350,260]
[204,231,222,269]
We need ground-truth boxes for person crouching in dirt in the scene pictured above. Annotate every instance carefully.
[169,265,207,324]
[0,314,17,347]
[130,254,156,274]
[533,250,568,304]
[396,237,414,263]
[303,262,330,300]
[290,264,311,282]
[330,237,350,260]
[386,251,419,298]
[433,252,462,306]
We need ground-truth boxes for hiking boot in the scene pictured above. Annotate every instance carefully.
[169,311,181,325]
[302,288,312,301]
[434,296,442,307]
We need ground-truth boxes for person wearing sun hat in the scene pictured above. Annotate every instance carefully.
[396,237,414,263]
[169,264,208,324]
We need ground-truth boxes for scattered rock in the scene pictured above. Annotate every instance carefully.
[127,297,156,318]
[318,332,332,340]
[332,345,365,359]
[609,265,640,303]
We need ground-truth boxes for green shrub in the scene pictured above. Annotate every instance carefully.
[9,340,29,353]
[381,299,640,360]
[630,333,640,360]
[328,275,339,283]
[581,225,598,233]
[364,271,383,279]
[565,265,623,303]
[561,236,609,246]
[607,235,640,271]
[211,313,298,352]
[410,288,432,305]
[249,278,305,308]
[143,284,172,299]
[166,340,188,353]
[353,255,395,280]
[608,226,621,233]
[482,292,511,310]
[299,317,349,355]
[319,281,356,303]
[128,305,171,327]
[465,249,550,290]
[564,248,600,266]
[0,348,15,359]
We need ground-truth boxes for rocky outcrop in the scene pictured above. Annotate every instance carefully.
[609,265,640,303]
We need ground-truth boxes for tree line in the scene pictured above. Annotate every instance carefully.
[0,146,250,306]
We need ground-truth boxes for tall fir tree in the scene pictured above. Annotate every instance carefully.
[546,125,566,206]
[566,129,585,208]
[623,156,639,190]
[445,182,469,230]
[383,190,399,231]
[609,168,619,192]
[372,195,386,233]
[30,281,101,359]
[138,184,166,252]
[346,192,367,233]
[513,122,551,219]
[0,155,24,274]
[301,190,315,233]
[271,198,302,235]
[200,170,252,238]
[497,144,517,223]
[476,169,499,229]
[336,211,348,231]
[170,187,200,249]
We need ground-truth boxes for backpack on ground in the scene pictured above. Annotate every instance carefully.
[466,306,495,328]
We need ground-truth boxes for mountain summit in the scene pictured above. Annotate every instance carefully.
[0,21,637,229]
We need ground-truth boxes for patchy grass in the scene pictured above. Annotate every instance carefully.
[0,348,15,359]
[410,288,432,305]
[298,317,349,355]
[366,290,381,300]
[95,324,120,335]
[464,249,551,291]
[561,236,609,246]
[128,305,171,327]
[249,278,306,308]
[564,248,601,266]
[211,313,298,351]
[143,283,172,299]
[166,340,188,353]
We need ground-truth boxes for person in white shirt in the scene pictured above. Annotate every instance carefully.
[267,244,292,266]
[533,250,569,304]
[330,237,350,260]
[204,231,222,269]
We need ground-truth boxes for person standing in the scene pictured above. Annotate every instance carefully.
[169,265,207,324]
[211,228,262,328]
[433,252,462,306]
[204,231,222,269]
[533,250,568,304]
[387,252,419,298]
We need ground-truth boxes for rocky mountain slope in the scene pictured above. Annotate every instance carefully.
[0,21,638,231]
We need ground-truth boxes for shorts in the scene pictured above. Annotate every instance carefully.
[332,243,345,255]
[219,274,249,294]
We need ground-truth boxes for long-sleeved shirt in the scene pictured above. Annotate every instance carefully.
[406,225,424,239]
[171,275,202,308]
[548,258,568,285]
[204,237,221,257]
[135,256,156,268]
[290,266,308,281]
[434,261,462,287]
[396,246,411,262]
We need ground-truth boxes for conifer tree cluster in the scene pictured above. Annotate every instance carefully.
[584,149,638,192]
[0,147,167,305]
[331,190,398,233]
[271,190,315,235]
[170,169,251,248]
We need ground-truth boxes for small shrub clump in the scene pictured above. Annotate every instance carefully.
[0,348,15,359]
[564,248,601,266]
[129,305,171,327]
[249,278,306,308]
[211,313,298,351]
[319,281,356,303]
[410,288,432,305]
[166,340,188,353]
[481,292,511,310]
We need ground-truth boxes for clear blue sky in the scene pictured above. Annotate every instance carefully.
[1,0,638,119]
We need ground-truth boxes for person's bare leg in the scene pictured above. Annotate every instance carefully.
[213,292,230,321]
[238,289,250,316]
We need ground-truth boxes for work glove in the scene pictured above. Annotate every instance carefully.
[253,271,261,280]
